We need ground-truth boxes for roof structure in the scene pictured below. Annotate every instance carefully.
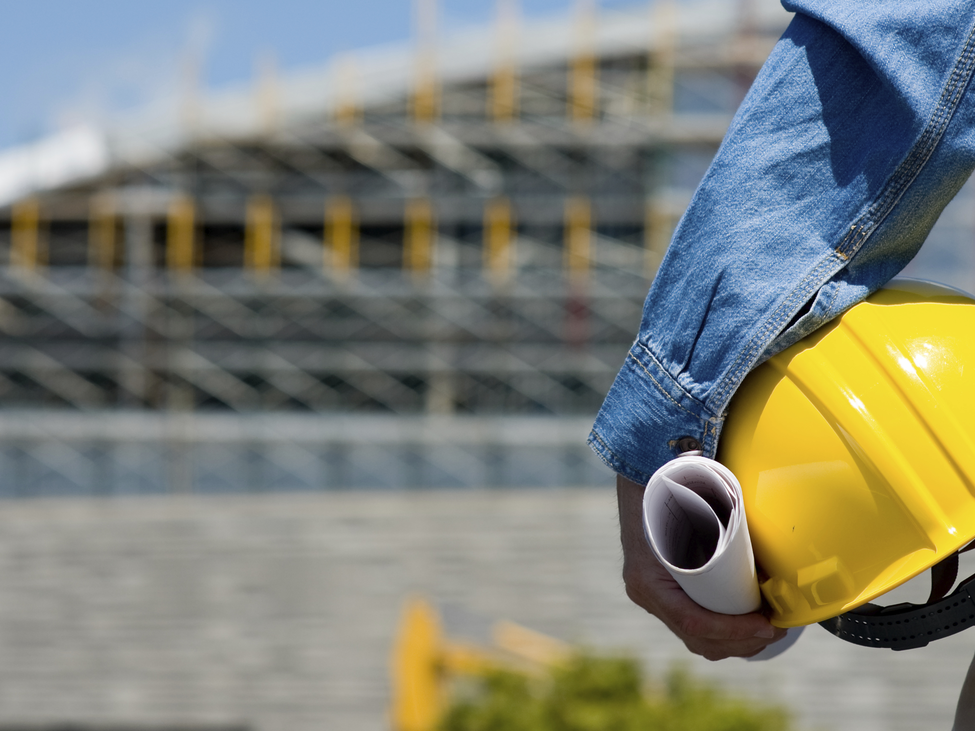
[0,0,791,207]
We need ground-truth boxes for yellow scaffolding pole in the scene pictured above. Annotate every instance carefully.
[324,196,358,277]
[167,195,196,274]
[412,55,440,124]
[244,195,279,275]
[88,196,117,271]
[490,61,519,123]
[647,0,678,116]
[489,0,519,123]
[11,198,41,272]
[483,197,513,281]
[569,54,597,123]
[644,199,671,278]
[256,51,279,136]
[404,198,434,274]
[411,0,440,124]
[333,54,361,127]
[564,196,591,278]
[568,0,597,124]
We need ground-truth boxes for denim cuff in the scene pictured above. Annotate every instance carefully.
[587,342,720,486]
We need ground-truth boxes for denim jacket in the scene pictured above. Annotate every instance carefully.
[589,0,975,486]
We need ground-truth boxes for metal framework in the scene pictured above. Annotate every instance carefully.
[0,1,790,492]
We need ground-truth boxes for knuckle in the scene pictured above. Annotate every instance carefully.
[675,615,706,638]
[685,640,725,662]
[623,580,654,616]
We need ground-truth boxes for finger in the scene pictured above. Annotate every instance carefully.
[628,580,787,656]
[623,548,784,643]
[681,623,789,661]
[686,635,782,661]
[653,580,781,642]
[674,609,782,644]
[615,473,789,656]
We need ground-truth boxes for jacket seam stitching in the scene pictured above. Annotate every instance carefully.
[823,279,840,317]
[630,344,711,423]
[587,430,653,484]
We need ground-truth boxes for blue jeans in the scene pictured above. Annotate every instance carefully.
[589,0,975,485]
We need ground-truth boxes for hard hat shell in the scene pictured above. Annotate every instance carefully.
[718,279,975,628]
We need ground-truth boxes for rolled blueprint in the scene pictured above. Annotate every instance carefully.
[642,454,761,615]
[642,454,804,660]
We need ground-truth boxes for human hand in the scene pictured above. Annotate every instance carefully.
[617,473,787,660]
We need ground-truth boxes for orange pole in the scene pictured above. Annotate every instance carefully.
[325,196,358,276]
[404,198,434,274]
[245,195,279,275]
[484,197,514,281]
[564,196,591,278]
[11,198,41,272]
[167,195,196,274]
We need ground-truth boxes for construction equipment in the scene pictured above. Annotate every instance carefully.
[389,596,570,731]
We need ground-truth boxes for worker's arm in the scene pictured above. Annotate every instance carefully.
[589,0,975,487]
[598,2,975,653]
[617,474,785,660]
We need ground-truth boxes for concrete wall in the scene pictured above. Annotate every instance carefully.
[0,489,968,731]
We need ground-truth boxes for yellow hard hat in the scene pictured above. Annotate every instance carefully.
[718,279,975,649]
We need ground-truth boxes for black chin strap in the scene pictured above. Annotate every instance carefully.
[820,549,975,651]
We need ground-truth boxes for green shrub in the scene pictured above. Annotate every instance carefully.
[439,652,792,731]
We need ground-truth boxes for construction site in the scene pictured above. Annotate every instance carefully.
[2,2,975,731]
[0,0,802,495]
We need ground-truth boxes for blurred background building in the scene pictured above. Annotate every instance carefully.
[1,1,975,730]
[0,0,797,495]
[0,0,972,495]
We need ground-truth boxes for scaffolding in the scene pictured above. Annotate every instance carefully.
[0,0,791,492]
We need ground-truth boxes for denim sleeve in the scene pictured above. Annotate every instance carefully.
[589,0,975,486]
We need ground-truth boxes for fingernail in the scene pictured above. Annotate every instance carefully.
[754,627,775,639]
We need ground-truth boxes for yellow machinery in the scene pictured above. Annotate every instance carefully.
[389,596,570,731]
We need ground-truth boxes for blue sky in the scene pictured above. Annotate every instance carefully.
[0,0,642,151]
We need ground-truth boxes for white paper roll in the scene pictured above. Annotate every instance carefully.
[642,454,805,660]
[642,455,760,615]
